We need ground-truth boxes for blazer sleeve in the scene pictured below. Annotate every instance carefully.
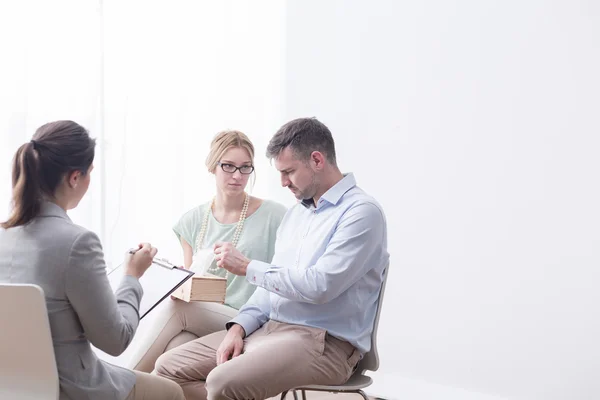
[65,230,143,356]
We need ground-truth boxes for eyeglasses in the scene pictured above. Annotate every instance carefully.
[218,162,254,175]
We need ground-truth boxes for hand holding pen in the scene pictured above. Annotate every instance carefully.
[124,243,158,279]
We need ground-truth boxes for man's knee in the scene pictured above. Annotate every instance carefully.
[205,366,244,400]
[161,378,186,400]
[205,367,229,400]
[205,365,268,400]
[132,372,186,400]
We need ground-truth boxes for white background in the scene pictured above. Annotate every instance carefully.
[1,1,599,399]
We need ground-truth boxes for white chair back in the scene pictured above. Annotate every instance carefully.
[280,263,391,400]
[0,283,59,400]
[356,263,389,373]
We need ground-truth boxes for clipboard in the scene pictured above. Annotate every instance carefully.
[107,258,194,319]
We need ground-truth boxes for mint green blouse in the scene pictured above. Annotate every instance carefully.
[173,200,287,309]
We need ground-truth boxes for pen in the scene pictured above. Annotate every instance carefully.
[128,247,141,254]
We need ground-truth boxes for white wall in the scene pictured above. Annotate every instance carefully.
[0,0,103,230]
[2,2,599,399]
[283,1,600,399]
[100,0,290,270]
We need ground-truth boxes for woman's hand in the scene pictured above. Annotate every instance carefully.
[124,243,157,279]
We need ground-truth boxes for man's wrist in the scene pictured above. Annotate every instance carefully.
[242,258,250,275]
[227,323,246,338]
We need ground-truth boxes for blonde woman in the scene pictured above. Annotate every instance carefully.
[128,130,287,372]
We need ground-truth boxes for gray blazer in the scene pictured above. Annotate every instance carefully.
[0,201,143,400]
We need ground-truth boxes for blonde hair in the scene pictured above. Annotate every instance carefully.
[205,130,255,173]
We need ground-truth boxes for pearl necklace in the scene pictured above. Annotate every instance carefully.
[194,193,249,278]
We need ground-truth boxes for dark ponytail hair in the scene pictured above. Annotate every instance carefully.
[1,120,96,229]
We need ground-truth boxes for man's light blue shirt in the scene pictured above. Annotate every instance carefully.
[229,173,389,353]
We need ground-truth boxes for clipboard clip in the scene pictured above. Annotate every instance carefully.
[152,257,180,269]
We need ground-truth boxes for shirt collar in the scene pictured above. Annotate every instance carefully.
[300,173,356,209]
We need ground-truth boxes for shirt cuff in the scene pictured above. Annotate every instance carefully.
[246,260,270,287]
[226,313,261,337]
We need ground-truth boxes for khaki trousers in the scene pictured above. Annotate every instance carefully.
[154,320,362,400]
[125,371,185,400]
[127,299,238,372]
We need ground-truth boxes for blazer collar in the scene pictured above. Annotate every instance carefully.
[39,201,71,221]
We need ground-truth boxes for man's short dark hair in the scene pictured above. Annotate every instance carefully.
[266,117,337,165]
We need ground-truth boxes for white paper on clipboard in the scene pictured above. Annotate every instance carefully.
[107,258,194,319]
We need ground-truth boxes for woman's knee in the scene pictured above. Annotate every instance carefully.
[154,351,178,379]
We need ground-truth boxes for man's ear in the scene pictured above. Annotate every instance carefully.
[310,151,326,171]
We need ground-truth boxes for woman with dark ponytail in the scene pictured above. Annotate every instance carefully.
[0,121,184,400]
[2,120,96,229]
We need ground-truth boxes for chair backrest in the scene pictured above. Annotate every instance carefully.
[356,262,389,373]
[0,284,59,400]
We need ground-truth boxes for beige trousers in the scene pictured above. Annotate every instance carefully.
[125,371,185,400]
[127,299,238,372]
[154,320,362,400]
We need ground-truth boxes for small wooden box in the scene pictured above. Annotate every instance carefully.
[172,274,227,303]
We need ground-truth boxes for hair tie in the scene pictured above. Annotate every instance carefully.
[30,140,37,150]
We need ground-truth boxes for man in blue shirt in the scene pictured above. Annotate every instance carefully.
[156,117,389,400]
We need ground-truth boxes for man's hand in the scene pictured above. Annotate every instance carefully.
[216,324,245,365]
[214,242,250,276]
